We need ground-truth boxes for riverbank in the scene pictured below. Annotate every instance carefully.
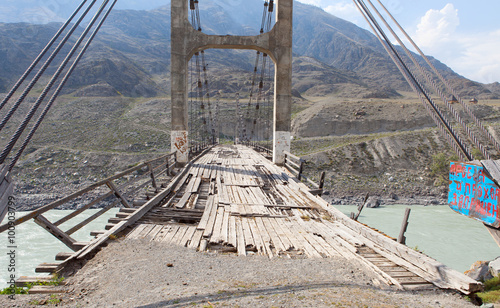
[1,240,476,307]
[323,193,446,207]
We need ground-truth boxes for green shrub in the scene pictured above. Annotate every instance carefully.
[477,275,500,303]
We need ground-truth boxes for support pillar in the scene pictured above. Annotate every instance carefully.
[272,0,293,165]
[170,0,293,165]
[171,0,190,165]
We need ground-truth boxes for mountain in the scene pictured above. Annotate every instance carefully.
[0,0,497,99]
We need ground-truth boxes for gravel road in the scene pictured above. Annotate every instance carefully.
[2,238,476,307]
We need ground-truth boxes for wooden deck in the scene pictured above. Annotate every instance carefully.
[127,145,342,258]
[29,145,480,295]
[118,145,479,293]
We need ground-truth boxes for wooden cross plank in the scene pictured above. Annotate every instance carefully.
[180,226,197,247]
[162,225,180,243]
[236,217,246,256]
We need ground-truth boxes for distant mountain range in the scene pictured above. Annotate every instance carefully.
[0,0,498,99]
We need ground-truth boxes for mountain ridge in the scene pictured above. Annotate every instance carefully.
[0,0,497,99]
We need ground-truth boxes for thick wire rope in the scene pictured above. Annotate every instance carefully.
[214,91,221,143]
[353,0,471,160]
[0,0,99,133]
[235,93,241,143]
[364,0,489,160]
[0,0,89,112]
[248,0,274,144]
[201,50,213,143]
[373,0,500,154]
[265,55,273,150]
[6,0,117,171]
[0,0,111,165]
[189,57,195,148]
[195,52,203,145]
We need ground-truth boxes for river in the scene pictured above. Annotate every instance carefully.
[335,204,500,272]
[0,209,119,286]
[1,205,499,287]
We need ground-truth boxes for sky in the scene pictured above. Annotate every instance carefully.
[1,0,499,84]
[300,0,500,84]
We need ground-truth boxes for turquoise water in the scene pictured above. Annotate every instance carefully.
[0,208,118,286]
[335,204,500,272]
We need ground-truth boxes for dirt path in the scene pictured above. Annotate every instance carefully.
[2,238,475,307]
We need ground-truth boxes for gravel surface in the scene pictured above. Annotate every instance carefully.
[1,238,476,307]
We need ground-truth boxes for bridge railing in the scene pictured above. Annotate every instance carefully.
[189,142,212,158]
[253,144,272,156]
[0,151,177,251]
[244,140,272,157]
[283,151,325,196]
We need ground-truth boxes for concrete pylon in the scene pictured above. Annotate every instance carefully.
[171,0,292,165]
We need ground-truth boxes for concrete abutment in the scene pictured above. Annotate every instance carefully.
[170,0,293,165]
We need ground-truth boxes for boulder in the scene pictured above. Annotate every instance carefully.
[365,196,380,208]
[465,261,493,281]
[489,257,500,277]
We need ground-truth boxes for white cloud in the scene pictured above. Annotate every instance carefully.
[413,4,500,83]
[415,3,459,52]
[324,2,363,24]
[449,30,500,84]
[297,0,323,7]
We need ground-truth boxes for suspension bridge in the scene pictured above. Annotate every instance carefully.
[0,0,499,296]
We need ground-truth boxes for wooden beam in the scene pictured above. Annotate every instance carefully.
[70,147,212,260]
[0,177,13,224]
[65,200,118,235]
[146,162,158,192]
[0,152,175,233]
[485,224,500,247]
[313,196,482,294]
[353,193,369,221]
[53,191,114,226]
[397,208,411,244]
[34,215,77,251]
[106,180,131,208]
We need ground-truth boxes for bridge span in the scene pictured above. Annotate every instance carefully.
[10,144,479,295]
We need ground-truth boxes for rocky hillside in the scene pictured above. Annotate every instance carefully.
[1,1,499,99]
[290,98,500,205]
[3,1,500,208]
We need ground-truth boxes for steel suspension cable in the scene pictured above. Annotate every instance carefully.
[249,0,274,144]
[353,0,467,160]
[6,0,117,170]
[260,1,269,34]
[0,0,99,133]
[354,0,472,160]
[195,52,203,145]
[364,0,490,159]
[236,93,241,143]
[200,50,210,143]
[0,0,89,112]
[214,91,220,143]
[189,56,194,146]
[374,0,500,154]
[0,0,113,165]
[194,0,201,31]
[265,56,273,150]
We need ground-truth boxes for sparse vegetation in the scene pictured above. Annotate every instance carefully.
[0,285,29,294]
[430,153,458,187]
[476,275,500,304]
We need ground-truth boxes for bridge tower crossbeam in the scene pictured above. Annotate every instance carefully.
[170,0,293,165]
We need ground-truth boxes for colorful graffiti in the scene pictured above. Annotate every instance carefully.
[448,162,500,227]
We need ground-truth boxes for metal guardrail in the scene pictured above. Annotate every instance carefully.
[283,151,325,196]
[253,144,272,156]
[189,142,213,158]
[0,151,177,251]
